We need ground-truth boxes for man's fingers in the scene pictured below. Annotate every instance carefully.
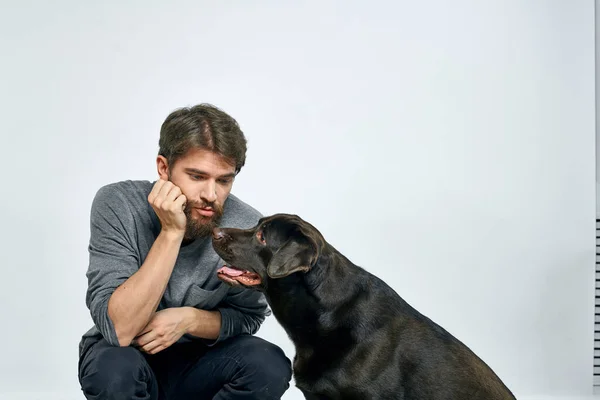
[172,194,187,212]
[147,179,166,203]
[155,181,183,210]
[147,179,187,233]
[160,183,181,205]
[141,341,157,353]
[154,181,174,206]
[147,344,167,355]
[133,330,156,347]
[141,340,163,354]
[136,328,151,338]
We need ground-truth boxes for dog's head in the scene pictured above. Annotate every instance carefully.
[211,213,325,289]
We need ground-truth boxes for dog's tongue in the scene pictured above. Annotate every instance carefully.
[218,266,244,277]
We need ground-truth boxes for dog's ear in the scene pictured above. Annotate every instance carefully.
[267,237,315,279]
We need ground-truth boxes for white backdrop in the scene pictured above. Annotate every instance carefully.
[0,1,595,399]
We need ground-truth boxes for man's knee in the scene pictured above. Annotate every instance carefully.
[235,336,293,396]
[79,342,157,399]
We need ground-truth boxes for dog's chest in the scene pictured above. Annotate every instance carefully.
[293,350,325,382]
[293,350,346,398]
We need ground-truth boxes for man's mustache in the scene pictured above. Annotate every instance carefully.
[184,200,224,215]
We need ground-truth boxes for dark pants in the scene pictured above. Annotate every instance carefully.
[78,334,292,399]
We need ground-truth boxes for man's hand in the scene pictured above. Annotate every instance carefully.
[132,308,191,354]
[132,307,223,354]
[148,179,187,237]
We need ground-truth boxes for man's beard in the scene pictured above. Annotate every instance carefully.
[183,200,224,240]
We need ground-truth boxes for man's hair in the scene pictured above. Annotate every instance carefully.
[158,103,247,173]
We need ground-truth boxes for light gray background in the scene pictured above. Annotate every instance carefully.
[0,1,596,399]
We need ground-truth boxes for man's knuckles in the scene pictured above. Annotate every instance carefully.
[157,329,168,338]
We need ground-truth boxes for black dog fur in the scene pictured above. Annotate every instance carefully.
[211,213,516,400]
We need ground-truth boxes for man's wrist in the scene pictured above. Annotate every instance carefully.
[182,307,222,340]
[182,306,200,333]
[159,229,185,243]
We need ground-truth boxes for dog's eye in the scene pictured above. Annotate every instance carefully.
[256,230,266,245]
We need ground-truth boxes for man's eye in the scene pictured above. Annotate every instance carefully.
[191,175,205,181]
[218,179,232,185]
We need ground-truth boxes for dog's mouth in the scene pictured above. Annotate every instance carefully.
[217,265,262,287]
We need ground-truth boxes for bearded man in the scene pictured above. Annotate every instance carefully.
[77,104,292,400]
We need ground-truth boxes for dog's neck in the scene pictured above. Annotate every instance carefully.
[264,243,365,347]
[305,244,360,303]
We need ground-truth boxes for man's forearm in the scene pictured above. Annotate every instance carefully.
[183,307,222,340]
[108,230,183,346]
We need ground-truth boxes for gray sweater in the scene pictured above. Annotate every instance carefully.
[78,180,269,357]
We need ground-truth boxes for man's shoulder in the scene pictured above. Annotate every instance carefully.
[93,180,153,205]
[222,193,263,229]
[91,180,154,220]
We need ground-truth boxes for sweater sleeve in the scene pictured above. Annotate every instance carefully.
[206,287,271,345]
[85,185,140,346]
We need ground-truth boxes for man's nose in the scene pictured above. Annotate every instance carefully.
[201,181,218,203]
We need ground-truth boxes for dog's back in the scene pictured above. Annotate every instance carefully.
[335,267,516,400]
[283,248,516,400]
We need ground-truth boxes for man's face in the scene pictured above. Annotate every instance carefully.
[157,148,236,240]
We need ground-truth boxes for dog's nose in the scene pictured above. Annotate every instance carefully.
[212,228,225,240]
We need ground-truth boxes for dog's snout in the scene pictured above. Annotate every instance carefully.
[212,228,226,240]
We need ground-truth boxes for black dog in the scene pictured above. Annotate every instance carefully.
[212,214,516,400]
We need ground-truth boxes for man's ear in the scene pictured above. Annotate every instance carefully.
[267,238,315,279]
[156,155,170,180]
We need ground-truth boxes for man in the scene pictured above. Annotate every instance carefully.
[78,104,292,399]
